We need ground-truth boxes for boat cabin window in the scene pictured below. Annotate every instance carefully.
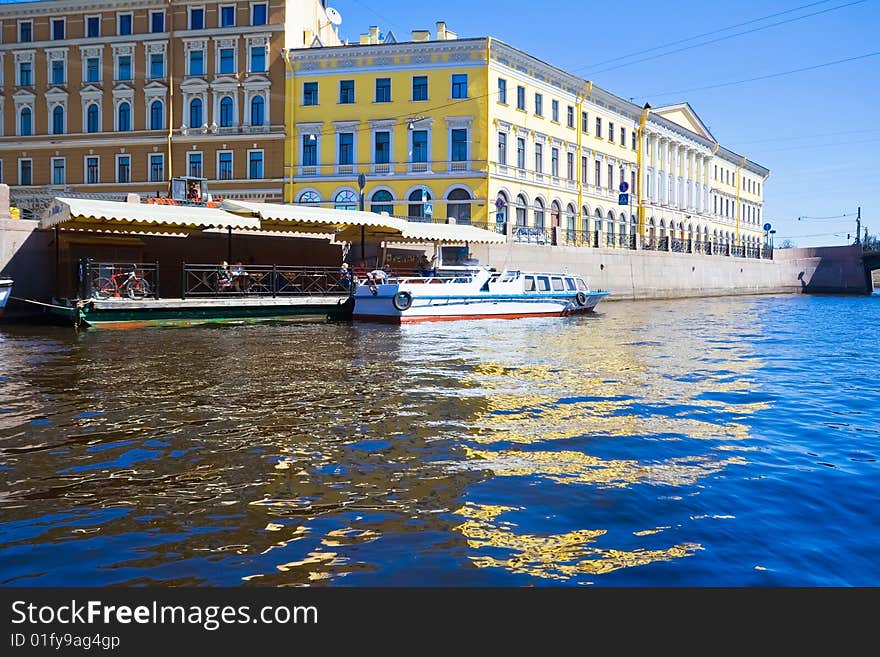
[537,276,550,292]
[564,277,577,290]
[576,278,588,291]
[551,277,564,291]
[524,276,536,292]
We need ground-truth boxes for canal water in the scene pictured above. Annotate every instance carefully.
[1,292,878,586]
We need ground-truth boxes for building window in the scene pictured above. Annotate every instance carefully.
[19,107,32,135]
[534,199,545,228]
[411,130,428,163]
[582,111,588,132]
[374,131,390,164]
[150,53,165,79]
[150,11,164,33]
[19,62,33,86]
[412,75,428,101]
[86,57,100,83]
[51,158,65,185]
[150,100,163,129]
[250,95,264,126]
[596,117,602,138]
[118,13,132,36]
[252,3,268,25]
[551,100,559,122]
[339,80,355,104]
[567,106,574,128]
[515,195,526,226]
[219,48,234,74]
[149,154,164,181]
[632,131,637,150]
[85,156,99,184]
[375,77,391,103]
[19,20,32,42]
[608,163,614,190]
[250,46,266,72]
[51,18,65,40]
[451,74,468,99]
[248,151,263,179]
[189,50,204,76]
[451,128,468,162]
[118,55,132,81]
[516,137,525,169]
[551,147,559,177]
[608,122,615,143]
[118,102,131,131]
[19,159,33,186]
[535,142,543,173]
[220,5,236,27]
[86,103,100,133]
[335,190,358,211]
[219,96,234,127]
[182,153,201,179]
[303,81,318,105]
[338,132,354,165]
[620,127,626,145]
[302,136,317,166]
[595,160,601,187]
[51,60,65,85]
[535,93,543,117]
[52,106,65,134]
[631,170,637,195]
[567,152,575,180]
[407,188,431,219]
[497,131,507,165]
[581,156,588,183]
[497,78,507,104]
[516,85,526,111]
[298,190,320,205]
[447,188,472,223]
[190,7,204,29]
[189,98,202,129]
[117,155,131,183]
[218,151,233,179]
[86,16,100,38]
[370,189,393,215]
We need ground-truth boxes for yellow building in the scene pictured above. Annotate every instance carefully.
[285,23,770,254]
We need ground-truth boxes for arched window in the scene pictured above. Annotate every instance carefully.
[189,98,202,131]
[370,189,394,215]
[250,95,264,127]
[607,210,616,245]
[408,188,432,220]
[446,188,472,223]
[297,190,321,205]
[515,194,527,226]
[52,106,64,135]
[219,96,234,127]
[534,199,545,229]
[550,201,561,228]
[335,189,358,211]
[581,207,590,234]
[19,107,32,136]
[86,103,100,133]
[566,204,576,231]
[594,208,603,237]
[117,102,131,132]
[150,100,163,130]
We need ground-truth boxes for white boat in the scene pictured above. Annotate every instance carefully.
[0,277,12,316]
[353,266,609,323]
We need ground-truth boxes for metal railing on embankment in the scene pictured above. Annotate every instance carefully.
[181,264,351,299]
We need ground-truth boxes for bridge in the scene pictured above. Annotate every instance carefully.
[773,243,878,295]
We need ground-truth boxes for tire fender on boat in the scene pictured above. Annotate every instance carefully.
[392,290,413,311]
[575,291,588,307]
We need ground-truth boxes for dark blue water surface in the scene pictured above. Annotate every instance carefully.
[1,292,878,586]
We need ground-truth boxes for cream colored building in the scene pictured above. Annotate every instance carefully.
[0,0,340,216]
[285,24,769,254]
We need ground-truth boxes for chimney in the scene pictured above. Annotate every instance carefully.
[436,21,446,40]
[411,29,430,42]
[369,25,379,43]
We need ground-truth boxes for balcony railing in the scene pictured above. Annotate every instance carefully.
[512,225,552,245]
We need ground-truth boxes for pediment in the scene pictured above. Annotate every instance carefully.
[13,89,36,101]
[653,103,715,141]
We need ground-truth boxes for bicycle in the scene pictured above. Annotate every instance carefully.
[95,266,152,299]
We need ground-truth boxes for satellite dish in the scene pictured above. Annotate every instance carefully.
[325,7,343,26]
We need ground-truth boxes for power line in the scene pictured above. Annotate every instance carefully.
[576,0,839,71]
[637,51,880,100]
[798,212,858,220]
[733,127,880,145]
[587,0,867,76]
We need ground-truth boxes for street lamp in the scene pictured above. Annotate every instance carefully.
[769,229,776,251]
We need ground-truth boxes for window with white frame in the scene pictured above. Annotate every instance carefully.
[116,154,131,183]
[19,20,33,42]
[187,152,203,178]
[248,150,264,179]
[86,15,101,38]
[150,11,164,33]
[535,141,543,173]
[51,18,65,40]
[251,2,268,25]
[51,157,65,185]
[118,13,132,36]
[217,151,234,179]
[19,158,33,185]
[220,5,236,27]
[149,154,164,182]
[84,156,100,184]
[190,6,205,29]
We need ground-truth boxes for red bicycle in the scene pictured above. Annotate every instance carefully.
[96,266,152,299]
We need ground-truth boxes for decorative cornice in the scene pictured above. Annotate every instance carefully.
[288,38,488,73]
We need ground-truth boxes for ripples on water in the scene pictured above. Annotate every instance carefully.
[0,293,878,586]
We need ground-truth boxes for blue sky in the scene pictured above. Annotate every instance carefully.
[332,0,879,247]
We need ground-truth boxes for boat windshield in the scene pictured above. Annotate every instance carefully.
[576,278,588,291]
[564,277,577,290]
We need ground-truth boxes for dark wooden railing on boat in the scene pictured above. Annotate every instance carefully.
[181,264,352,299]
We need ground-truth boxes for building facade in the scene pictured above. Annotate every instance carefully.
[285,25,770,253]
[0,0,340,215]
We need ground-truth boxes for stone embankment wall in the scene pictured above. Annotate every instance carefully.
[773,245,872,295]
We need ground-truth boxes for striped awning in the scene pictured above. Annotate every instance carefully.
[393,221,507,245]
[40,197,260,235]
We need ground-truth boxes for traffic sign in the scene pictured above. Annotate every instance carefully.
[763,222,772,232]
[495,197,505,210]
[496,211,505,223]
[619,181,629,193]
[424,202,434,216]
[618,193,629,206]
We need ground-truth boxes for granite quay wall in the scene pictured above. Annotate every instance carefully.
[773,245,872,295]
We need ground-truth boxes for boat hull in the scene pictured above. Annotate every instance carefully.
[0,279,12,316]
